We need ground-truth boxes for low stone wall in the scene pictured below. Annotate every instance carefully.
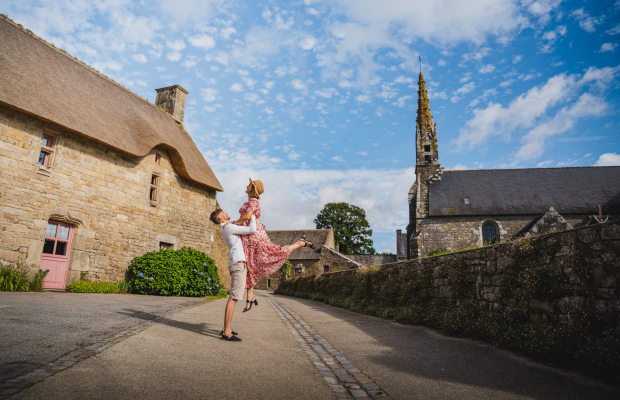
[277,220,620,383]
[346,254,397,267]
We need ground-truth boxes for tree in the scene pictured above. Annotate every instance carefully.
[314,202,375,254]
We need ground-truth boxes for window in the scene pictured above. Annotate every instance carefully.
[464,198,470,204]
[159,242,173,249]
[39,134,54,168]
[424,155,432,163]
[323,265,330,273]
[424,144,431,152]
[267,279,271,288]
[43,221,71,256]
[482,224,497,245]
[149,174,160,204]
[155,153,160,165]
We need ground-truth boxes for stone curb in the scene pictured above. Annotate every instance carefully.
[0,297,213,399]
[268,298,390,399]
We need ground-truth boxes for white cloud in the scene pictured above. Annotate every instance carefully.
[276,93,287,103]
[437,59,447,66]
[298,36,318,50]
[133,54,147,63]
[181,56,198,68]
[287,150,301,160]
[456,67,618,161]
[355,94,371,103]
[201,88,218,102]
[600,43,618,53]
[500,79,515,87]
[291,79,307,90]
[263,106,275,115]
[594,153,620,166]
[512,54,523,64]
[358,151,369,156]
[540,25,567,53]
[167,52,182,62]
[479,64,495,74]
[244,92,265,104]
[607,24,620,35]
[570,8,604,33]
[461,47,491,62]
[214,52,229,65]
[392,95,412,108]
[91,60,122,73]
[166,39,186,52]
[451,163,469,170]
[331,155,344,162]
[204,106,216,112]
[188,34,216,50]
[315,88,339,98]
[230,83,244,92]
[221,27,237,39]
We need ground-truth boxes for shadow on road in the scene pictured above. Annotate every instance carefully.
[274,295,620,400]
[116,309,222,339]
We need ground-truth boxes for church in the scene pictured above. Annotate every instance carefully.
[402,72,620,259]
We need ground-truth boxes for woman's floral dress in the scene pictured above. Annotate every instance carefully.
[239,198,292,288]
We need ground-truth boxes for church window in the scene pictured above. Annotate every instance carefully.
[482,224,497,245]
[424,145,431,152]
[424,155,432,163]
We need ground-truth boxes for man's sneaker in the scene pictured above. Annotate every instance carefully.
[220,334,242,342]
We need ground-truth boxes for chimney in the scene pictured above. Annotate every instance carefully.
[154,85,188,123]
[397,229,402,238]
[335,243,339,252]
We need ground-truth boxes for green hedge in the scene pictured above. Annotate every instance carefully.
[66,281,119,294]
[128,247,221,297]
[276,235,620,384]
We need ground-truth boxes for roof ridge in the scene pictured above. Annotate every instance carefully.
[443,166,620,173]
[0,15,175,122]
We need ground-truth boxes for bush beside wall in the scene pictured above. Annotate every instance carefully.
[276,221,620,383]
[66,281,120,294]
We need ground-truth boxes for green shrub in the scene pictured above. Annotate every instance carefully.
[426,247,450,257]
[0,265,30,291]
[128,247,221,297]
[30,269,50,292]
[65,281,120,294]
[114,280,132,293]
[281,260,292,280]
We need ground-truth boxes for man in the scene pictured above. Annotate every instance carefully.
[210,208,256,342]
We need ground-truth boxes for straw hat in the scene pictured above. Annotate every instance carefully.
[249,178,264,199]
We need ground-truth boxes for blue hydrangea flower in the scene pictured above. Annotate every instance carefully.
[193,269,196,272]
[148,277,153,281]
[203,263,207,267]
[200,272,204,276]
[206,286,211,290]
[207,277,211,281]
[138,272,144,278]
[216,284,219,287]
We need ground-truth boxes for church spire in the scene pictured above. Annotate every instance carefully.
[415,71,439,167]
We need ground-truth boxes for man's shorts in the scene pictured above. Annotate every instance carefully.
[228,262,247,300]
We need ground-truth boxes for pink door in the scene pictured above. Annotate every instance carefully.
[41,221,74,289]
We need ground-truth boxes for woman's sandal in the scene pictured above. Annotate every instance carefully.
[220,330,238,336]
[243,297,258,313]
[300,234,315,249]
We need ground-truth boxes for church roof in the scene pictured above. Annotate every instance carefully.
[0,17,222,191]
[428,166,620,216]
[266,229,335,260]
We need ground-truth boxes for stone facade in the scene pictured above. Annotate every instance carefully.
[0,104,230,286]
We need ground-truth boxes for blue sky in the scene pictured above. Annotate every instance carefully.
[5,0,620,252]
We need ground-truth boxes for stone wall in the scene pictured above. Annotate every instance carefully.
[415,213,591,257]
[0,105,230,286]
[346,254,397,267]
[277,220,620,380]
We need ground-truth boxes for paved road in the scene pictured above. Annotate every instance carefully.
[5,291,620,399]
[0,292,202,381]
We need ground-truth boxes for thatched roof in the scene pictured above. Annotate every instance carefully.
[266,229,335,260]
[0,17,222,191]
[429,167,620,216]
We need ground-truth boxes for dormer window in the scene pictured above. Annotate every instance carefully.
[424,145,431,152]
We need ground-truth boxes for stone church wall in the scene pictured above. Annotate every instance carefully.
[416,214,590,256]
[0,105,230,286]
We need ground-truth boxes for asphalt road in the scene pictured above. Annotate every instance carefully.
[5,291,620,399]
[0,292,202,382]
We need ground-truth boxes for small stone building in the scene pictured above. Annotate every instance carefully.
[0,17,231,289]
[255,229,362,290]
[403,72,620,259]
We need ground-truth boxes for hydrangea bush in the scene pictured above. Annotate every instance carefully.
[129,247,221,297]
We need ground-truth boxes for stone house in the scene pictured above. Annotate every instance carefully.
[254,229,362,290]
[0,17,231,289]
[404,71,620,259]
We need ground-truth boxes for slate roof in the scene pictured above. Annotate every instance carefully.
[0,17,222,191]
[266,229,334,260]
[428,167,620,216]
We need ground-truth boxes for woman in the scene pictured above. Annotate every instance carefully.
[232,178,313,312]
